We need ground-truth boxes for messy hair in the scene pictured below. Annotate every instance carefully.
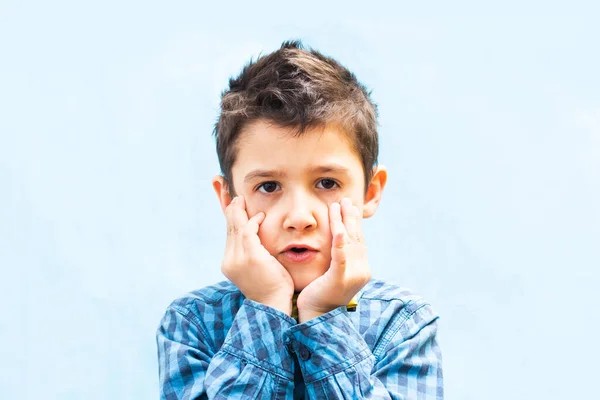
[213,40,379,194]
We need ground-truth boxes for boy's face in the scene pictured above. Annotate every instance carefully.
[214,119,387,292]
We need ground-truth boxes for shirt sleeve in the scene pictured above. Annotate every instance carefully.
[156,299,297,400]
[284,302,443,399]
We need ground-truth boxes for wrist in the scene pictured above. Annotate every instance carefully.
[298,306,336,323]
[298,310,323,323]
[251,294,293,316]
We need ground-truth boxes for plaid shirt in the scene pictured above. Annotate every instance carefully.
[156,279,443,399]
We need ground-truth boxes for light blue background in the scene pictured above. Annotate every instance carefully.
[1,1,598,399]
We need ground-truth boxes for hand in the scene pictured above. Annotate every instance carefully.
[297,198,371,322]
[221,196,295,315]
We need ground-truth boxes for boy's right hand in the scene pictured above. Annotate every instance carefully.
[221,195,294,316]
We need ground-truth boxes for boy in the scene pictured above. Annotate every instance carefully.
[157,41,443,399]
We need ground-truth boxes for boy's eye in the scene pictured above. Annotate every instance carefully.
[257,181,280,193]
[317,179,339,190]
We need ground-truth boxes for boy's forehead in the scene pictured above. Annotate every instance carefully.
[233,120,363,174]
[237,119,346,144]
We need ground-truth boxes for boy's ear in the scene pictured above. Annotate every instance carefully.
[212,175,233,214]
[363,166,388,218]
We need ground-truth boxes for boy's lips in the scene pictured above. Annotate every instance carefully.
[280,244,319,263]
[281,244,317,252]
[281,249,318,263]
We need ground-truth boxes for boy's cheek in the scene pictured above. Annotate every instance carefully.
[256,215,278,249]
[243,195,266,219]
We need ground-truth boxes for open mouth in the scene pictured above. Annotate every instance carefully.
[282,246,317,263]
[290,247,308,253]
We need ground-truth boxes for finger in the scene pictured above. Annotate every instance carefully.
[248,210,266,227]
[329,203,348,249]
[242,211,266,252]
[228,196,249,236]
[330,233,348,278]
[340,198,362,242]
[224,197,242,259]
[223,197,240,267]
[225,197,238,237]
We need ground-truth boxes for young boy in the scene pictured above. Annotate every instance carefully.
[156,41,443,399]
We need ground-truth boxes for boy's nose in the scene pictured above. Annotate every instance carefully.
[282,196,317,232]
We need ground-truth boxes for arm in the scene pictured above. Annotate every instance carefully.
[157,195,298,399]
[157,300,297,400]
[285,303,443,399]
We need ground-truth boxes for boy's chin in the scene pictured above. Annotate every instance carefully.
[289,267,329,293]
[293,280,310,293]
[280,256,331,293]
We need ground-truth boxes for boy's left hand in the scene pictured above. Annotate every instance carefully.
[297,198,371,323]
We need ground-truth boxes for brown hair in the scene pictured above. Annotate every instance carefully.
[213,40,379,194]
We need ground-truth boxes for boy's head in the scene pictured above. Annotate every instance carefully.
[212,41,387,291]
[215,40,379,193]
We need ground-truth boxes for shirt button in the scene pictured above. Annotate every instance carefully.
[285,340,294,353]
[298,345,311,361]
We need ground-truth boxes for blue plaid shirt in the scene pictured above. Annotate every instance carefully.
[156,279,443,399]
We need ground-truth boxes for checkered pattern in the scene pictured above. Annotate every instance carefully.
[157,279,443,399]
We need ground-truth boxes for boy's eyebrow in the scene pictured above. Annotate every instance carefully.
[244,164,351,183]
[244,169,287,182]
[309,164,352,175]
